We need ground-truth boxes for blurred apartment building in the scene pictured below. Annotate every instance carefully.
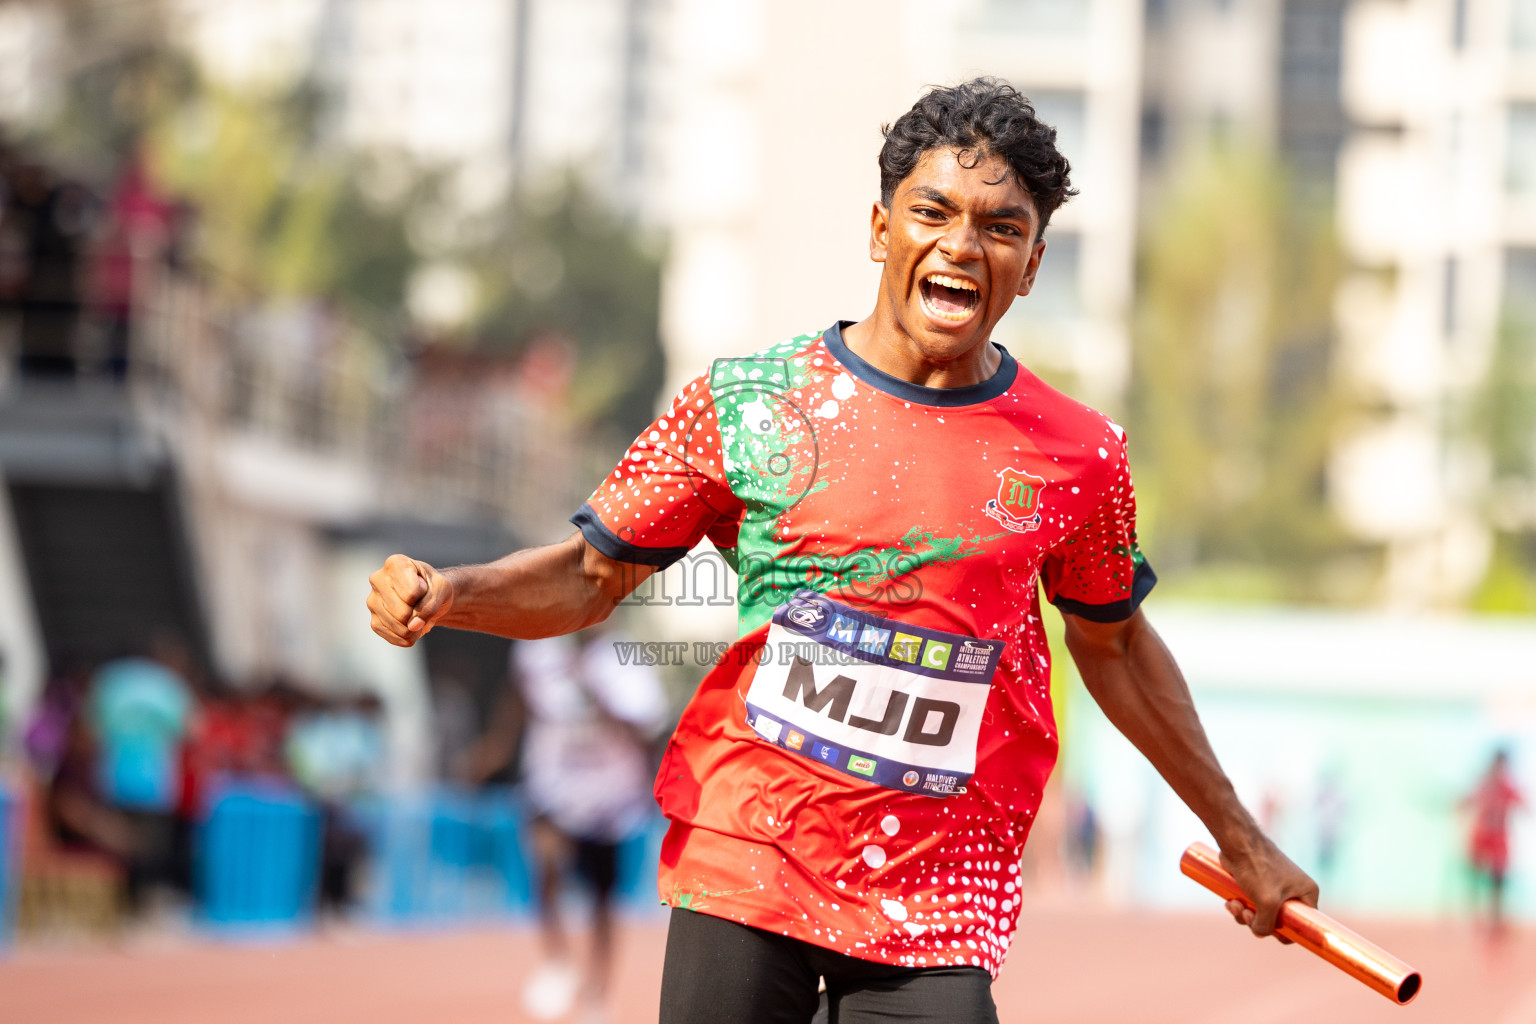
[1140,0,1536,605]
[1331,0,1536,604]
[1141,0,1349,183]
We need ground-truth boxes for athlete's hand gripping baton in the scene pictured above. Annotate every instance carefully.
[1180,842,1422,1005]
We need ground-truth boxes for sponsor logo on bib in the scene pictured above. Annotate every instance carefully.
[890,633,923,663]
[954,640,995,677]
[828,614,859,645]
[922,772,963,795]
[858,625,891,655]
[787,604,828,631]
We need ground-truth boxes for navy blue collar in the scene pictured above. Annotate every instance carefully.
[821,321,1017,408]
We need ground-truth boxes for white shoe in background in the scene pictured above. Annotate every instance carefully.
[522,960,580,1021]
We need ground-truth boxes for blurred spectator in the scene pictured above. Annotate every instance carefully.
[1,159,91,378]
[469,629,668,1023]
[25,663,136,866]
[23,663,88,779]
[86,643,194,908]
[0,143,23,327]
[1463,748,1526,935]
[47,711,139,866]
[89,650,193,812]
[429,662,489,783]
[245,678,308,777]
[1259,785,1285,837]
[88,150,180,377]
[285,690,385,915]
[1313,769,1348,884]
[180,679,255,819]
[1064,789,1100,881]
[0,140,189,383]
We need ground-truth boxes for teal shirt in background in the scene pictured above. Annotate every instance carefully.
[89,656,192,812]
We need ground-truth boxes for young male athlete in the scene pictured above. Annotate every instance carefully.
[367,78,1319,1023]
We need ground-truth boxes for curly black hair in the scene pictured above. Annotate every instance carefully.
[879,78,1077,236]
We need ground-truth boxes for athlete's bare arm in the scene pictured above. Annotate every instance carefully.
[1063,608,1319,939]
[366,531,654,648]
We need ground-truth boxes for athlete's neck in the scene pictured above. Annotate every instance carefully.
[840,315,1001,389]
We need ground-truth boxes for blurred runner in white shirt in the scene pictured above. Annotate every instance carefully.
[518,632,668,844]
[473,628,668,1023]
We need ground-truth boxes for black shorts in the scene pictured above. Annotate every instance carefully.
[572,837,619,895]
[659,908,998,1024]
[531,814,621,895]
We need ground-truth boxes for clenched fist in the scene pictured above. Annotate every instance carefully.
[367,553,454,647]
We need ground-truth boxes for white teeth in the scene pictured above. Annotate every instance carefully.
[921,272,980,321]
[925,273,977,292]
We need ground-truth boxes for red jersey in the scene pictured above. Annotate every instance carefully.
[1468,770,1524,873]
[572,322,1154,976]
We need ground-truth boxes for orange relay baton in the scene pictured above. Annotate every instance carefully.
[1180,842,1422,1005]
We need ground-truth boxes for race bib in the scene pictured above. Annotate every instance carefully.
[744,590,1004,796]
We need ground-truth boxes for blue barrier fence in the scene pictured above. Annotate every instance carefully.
[0,780,663,939]
[189,782,665,934]
[196,780,322,932]
[366,788,534,922]
[0,784,14,949]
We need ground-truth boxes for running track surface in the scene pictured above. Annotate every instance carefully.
[1,906,1529,1023]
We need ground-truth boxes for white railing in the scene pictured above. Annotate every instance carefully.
[127,260,606,537]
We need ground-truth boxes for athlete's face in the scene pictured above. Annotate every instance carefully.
[870,148,1046,361]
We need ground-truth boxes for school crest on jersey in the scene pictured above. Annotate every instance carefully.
[984,466,1046,534]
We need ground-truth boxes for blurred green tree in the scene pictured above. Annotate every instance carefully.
[465,180,665,441]
[1128,145,1363,601]
[1467,314,1536,613]
[146,85,427,330]
[38,2,194,169]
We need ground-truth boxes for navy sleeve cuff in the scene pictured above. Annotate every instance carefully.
[570,503,692,569]
[1049,559,1158,623]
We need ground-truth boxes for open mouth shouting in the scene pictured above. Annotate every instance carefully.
[919,272,982,325]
